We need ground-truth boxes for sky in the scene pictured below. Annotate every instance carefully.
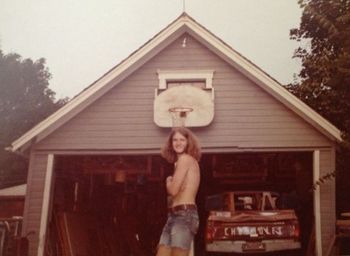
[0,0,303,99]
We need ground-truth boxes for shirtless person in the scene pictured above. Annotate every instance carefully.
[157,127,201,256]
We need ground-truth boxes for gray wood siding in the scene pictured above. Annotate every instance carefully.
[22,153,48,256]
[35,33,332,151]
[319,149,336,253]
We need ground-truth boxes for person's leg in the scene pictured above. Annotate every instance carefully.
[170,220,195,256]
[158,214,172,256]
[156,245,171,256]
[170,210,198,256]
[170,247,190,256]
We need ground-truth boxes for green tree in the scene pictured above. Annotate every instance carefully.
[0,49,67,188]
[288,0,350,212]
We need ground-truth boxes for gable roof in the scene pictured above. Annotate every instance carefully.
[8,13,342,153]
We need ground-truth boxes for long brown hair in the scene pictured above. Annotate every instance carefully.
[161,127,201,163]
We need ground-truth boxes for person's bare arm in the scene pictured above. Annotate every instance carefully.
[166,155,191,196]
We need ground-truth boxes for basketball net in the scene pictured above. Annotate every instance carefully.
[169,107,193,127]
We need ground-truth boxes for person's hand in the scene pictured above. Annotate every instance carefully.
[166,176,173,184]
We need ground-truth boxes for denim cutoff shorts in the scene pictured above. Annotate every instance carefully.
[158,208,199,250]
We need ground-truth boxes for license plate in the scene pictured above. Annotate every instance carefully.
[242,242,266,252]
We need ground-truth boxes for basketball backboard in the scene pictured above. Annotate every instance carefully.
[154,85,214,127]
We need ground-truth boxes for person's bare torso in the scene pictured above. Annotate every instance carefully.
[171,154,200,207]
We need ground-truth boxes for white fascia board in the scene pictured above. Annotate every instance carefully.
[10,17,188,153]
[184,19,342,142]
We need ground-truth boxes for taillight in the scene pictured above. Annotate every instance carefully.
[286,220,300,239]
[293,222,300,239]
[206,222,214,243]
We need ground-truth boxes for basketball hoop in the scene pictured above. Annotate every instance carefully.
[169,107,193,127]
[154,85,214,127]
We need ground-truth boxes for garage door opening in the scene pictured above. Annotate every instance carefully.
[47,155,172,255]
[196,152,314,255]
[46,152,313,255]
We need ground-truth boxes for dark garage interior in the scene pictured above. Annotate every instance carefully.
[46,152,313,256]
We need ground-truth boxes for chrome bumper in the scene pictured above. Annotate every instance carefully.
[206,239,301,253]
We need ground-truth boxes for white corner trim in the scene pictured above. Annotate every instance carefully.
[157,69,214,89]
[37,154,54,256]
[313,150,323,256]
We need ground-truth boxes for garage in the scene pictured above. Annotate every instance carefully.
[9,13,340,255]
[45,151,313,255]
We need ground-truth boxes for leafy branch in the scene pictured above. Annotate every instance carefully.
[311,170,336,191]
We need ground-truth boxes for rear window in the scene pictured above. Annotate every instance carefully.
[205,192,279,211]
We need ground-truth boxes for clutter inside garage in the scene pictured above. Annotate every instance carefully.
[46,152,313,255]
